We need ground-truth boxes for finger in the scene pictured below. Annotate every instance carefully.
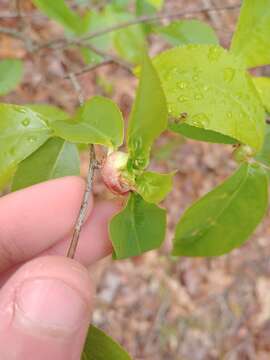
[0,256,94,360]
[45,200,119,265]
[0,199,120,286]
[0,177,89,271]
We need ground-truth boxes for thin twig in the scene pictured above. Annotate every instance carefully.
[0,26,35,52]
[65,71,97,259]
[67,144,97,259]
[83,43,133,73]
[67,72,84,106]
[0,26,25,41]
[35,3,241,51]
[63,59,114,79]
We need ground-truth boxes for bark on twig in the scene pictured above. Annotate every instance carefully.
[66,145,97,259]
[65,71,98,259]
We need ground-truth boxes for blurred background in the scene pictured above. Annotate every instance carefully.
[1,0,270,359]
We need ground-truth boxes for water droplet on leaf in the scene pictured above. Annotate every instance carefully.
[208,46,222,62]
[191,113,209,127]
[177,81,187,89]
[195,93,203,100]
[28,136,36,143]
[22,119,30,127]
[178,96,188,103]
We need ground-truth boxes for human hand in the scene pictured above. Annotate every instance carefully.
[0,177,119,359]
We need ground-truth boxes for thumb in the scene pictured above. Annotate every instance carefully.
[0,256,94,360]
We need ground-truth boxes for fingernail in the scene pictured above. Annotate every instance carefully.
[14,278,89,337]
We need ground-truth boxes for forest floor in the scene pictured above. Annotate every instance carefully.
[1,0,270,359]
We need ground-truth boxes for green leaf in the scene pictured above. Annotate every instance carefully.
[146,0,163,10]
[153,44,265,151]
[252,77,270,113]
[113,24,146,64]
[51,96,124,148]
[157,20,219,46]
[0,104,51,190]
[136,0,163,15]
[127,55,167,169]
[83,6,146,65]
[82,325,132,360]
[172,163,268,257]
[109,8,147,64]
[110,193,166,259]
[12,137,80,191]
[33,0,85,34]
[135,0,161,33]
[169,123,237,144]
[135,171,174,203]
[27,104,69,124]
[0,59,23,96]
[230,0,270,68]
[256,124,270,167]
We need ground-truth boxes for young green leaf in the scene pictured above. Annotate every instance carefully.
[153,44,265,151]
[172,163,268,257]
[135,171,174,203]
[230,0,270,68]
[108,7,147,64]
[252,77,270,113]
[169,123,237,144]
[127,55,167,169]
[82,325,132,360]
[110,193,166,259]
[82,6,146,65]
[157,20,219,46]
[113,24,146,64]
[27,104,69,124]
[51,96,124,148]
[0,104,51,190]
[0,59,23,96]
[33,0,86,34]
[12,137,80,191]
[136,0,163,15]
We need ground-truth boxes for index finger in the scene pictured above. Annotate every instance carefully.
[0,177,91,272]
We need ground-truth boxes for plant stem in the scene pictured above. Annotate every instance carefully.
[65,71,98,259]
[36,3,240,51]
[63,59,114,79]
[67,144,97,259]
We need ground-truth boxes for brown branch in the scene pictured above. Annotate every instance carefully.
[0,26,35,52]
[82,43,133,73]
[0,26,25,40]
[67,144,97,259]
[65,71,98,259]
[63,59,114,79]
[36,3,241,51]
[67,72,84,106]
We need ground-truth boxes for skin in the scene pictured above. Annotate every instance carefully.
[0,176,121,359]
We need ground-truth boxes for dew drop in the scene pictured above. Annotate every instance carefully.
[22,119,30,127]
[28,136,36,143]
[227,112,232,118]
[208,46,222,62]
[192,74,199,81]
[178,96,188,103]
[195,93,203,100]
[177,81,187,89]
[191,113,209,127]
